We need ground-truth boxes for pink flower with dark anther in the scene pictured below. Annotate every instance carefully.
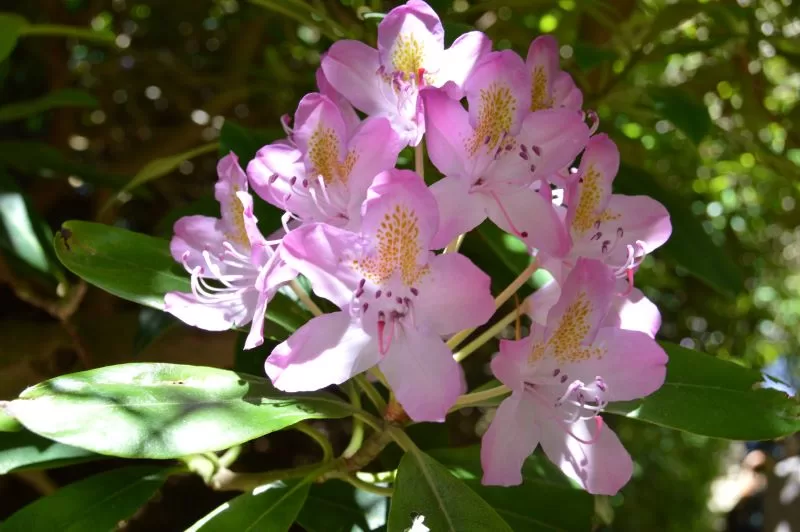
[542,134,672,289]
[165,153,296,349]
[527,35,583,112]
[481,259,667,494]
[247,92,403,230]
[321,0,490,146]
[265,169,495,422]
[422,52,590,252]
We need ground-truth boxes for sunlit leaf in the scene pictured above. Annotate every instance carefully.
[607,343,800,439]
[0,430,101,474]
[0,13,27,62]
[0,88,98,122]
[388,449,512,532]
[296,480,387,532]
[188,480,309,532]
[7,363,354,459]
[0,466,168,532]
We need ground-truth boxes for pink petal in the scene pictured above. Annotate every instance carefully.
[603,288,661,338]
[543,258,615,344]
[378,0,444,73]
[584,328,667,401]
[164,290,256,331]
[525,279,562,327]
[293,93,349,180]
[266,311,380,391]
[361,169,439,252]
[170,215,226,269]
[552,71,583,110]
[464,50,530,140]
[565,134,619,238]
[421,88,474,178]
[437,31,491,89]
[346,116,404,213]
[526,35,560,111]
[414,252,495,335]
[316,66,361,133]
[379,327,465,422]
[322,40,385,116]
[247,142,305,208]
[280,223,363,308]
[481,393,540,486]
[483,186,570,257]
[428,177,487,249]
[539,417,633,495]
[493,336,536,392]
[605,194,672,254]
[490,108,589,186]
[235,191,267,262]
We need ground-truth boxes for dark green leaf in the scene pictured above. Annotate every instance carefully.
[133,307,177,355]
[0,169,62,279]
[429,446,594,532]
[614,164,743,297]
[0,430,101,474]
[0,466,168,532]
[0,141,130,190]
[188,480,309,532]
[572,42,617,72]
[219,120,276,166]
[648,86,712,144]
[0,13,27,62]
[7,363,354,459]
[607,343,800,440]
[0,88,98,122]
[388,449,512,532]
[53,220,189,310]
[296,480,387,532]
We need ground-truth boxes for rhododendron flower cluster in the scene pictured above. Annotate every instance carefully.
[165,0,672,496]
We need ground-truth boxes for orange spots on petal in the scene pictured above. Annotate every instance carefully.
[467,83,517,156]
[226,184,250,249]
[354,204,429,286]
[308,125,356,185]
[530,65,553,112]
[392,34,425,79]
[572,166,605,234]
[529,291,604,363]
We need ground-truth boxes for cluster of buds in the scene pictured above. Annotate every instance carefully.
[165,0,671,495]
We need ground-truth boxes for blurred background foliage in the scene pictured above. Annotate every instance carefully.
[0,0,798,530]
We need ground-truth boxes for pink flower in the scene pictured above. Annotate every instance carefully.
[321,0,490,146]
[542,134,672,288]
[247,92,403,230]
[423,51,590,252]
[165,153,296,349]
[481,259,667,494]
[527,36,583,112]
[265,169,495,422]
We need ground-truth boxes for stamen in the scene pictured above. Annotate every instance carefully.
[565,416,604,445]
[489,191,529,239]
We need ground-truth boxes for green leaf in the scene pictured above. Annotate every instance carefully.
[107,142,219,207]
[572,42,617,72]
[0,13,28,62]
[0,430,101,474]
[0,410,22,432]
[188,480,309,532]
[0,141,130,190]
[614,164,743,297]
[0,466,168,532]
[607,343,800,440]
[7,363,354,458]
[296,480,387,532]
[648,86,711,144]
[428,446,594,532]
[219,120,277,166]
[133,307,177,355]
[0,169,62,279]
[53,220,189,310]
[0,88,98,122]
[388,449,512,532]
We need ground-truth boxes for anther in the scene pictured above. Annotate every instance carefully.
[529,164,536,173]
[531,145,541,157]
[519,150,529,160]
[553,368,561,376]
[410,287,419,296]
[396,296,403,304]
[386,291,392,298]
[560,374,568,383]
[375,290,382,298]
[289,176,297,186]
[268,174,278,184]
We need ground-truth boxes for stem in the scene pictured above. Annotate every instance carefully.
[343,382,365,459]
[453,302,527,362]
[289,279,324,316]
[446,259,538,350]
[355,374,387,413]
[444,233,465,254]
[451,385,511,410]
[294,422,334,463]
[387,426,415,452]
[210,461,323,491]
[334,473,394,496]
[219,445,242,468]
[21,24,116,43]
[415,143,424,179]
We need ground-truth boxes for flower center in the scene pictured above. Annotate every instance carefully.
[571,165,606,235]
[530,66,553,112]
[392,34,426,80]
[308,125,355,185]
[529,292,605,364]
